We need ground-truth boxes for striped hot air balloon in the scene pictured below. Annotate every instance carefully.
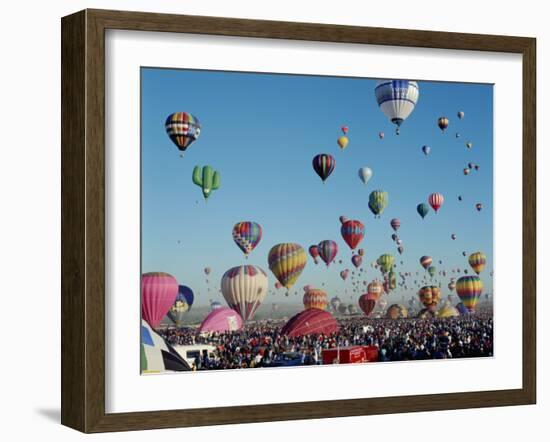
[317,240,338,267]
[468,252,487,275]
[456,275,483,312]
[165,112,201,154]
[374,80,419,135]
[312,154,335,182]
[437,116,449,133]
[418,285,442,310]
[428,193,444,212]
[268,243,307,290]
[340,219,365,250]
[141,272,179,328]
[232,221,262,256]
[390,218,401,231]
[367,280,384,301]
[368,190,389,217]
[303,288,329,310]
[221,265,268,321]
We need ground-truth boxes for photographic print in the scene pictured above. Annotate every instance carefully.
[140,68,493,374]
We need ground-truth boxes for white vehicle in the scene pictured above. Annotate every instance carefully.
[173,344,218,366]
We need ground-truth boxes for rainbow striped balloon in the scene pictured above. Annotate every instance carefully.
[232,221,262,256]
[317,240,338,267]
[468,251,487,275]
[268,243,307,290]
[456,275,483,312]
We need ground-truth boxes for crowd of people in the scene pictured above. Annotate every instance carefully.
[157,311,493,370]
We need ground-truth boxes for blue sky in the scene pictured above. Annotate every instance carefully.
[141,68,493,307]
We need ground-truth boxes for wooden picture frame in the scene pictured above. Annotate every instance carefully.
[61,8,536,433]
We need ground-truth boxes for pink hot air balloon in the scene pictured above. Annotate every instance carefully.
[428,193,444,212]
[390,218,401,231]
[351,254,362,268]
[198,307,243,333]
[141,272,179,328]
[308,245,320,264]
[340,269,350,281]
[317,240,338,267]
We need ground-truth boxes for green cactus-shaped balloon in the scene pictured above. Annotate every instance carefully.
[192,165,220,201]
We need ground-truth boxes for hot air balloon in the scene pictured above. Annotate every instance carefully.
[451,233,457,240]
[468,252,487,274]
[438,303,459,318]
[474,164,480,171]
[458,195,463,201]
[281,309,339,337]
[317,240,338,267]
[386,304,408,319]
[198,307,243,333]
[390,218,401,231]
[428,193,444,212]
[367,280,383,301]
[312,154,335,183]
[165,112,201,155]
[466,142,473,149]
[457,111,465,120]
[377,254,394,274]
[210,300,222,311]
[476,203,483,211]
[378,132,385,139]
[167,285,195,327]
[398,245,404,255]
[341,126,349,135]
[141,272,179,328]
[359,294,376,316]
[204,267,211,276]
[463,168,471,175]
[341,219,365,250]
[192,165,220,201]
[455,302,469,315]
[417,203,430,219]
[337,136,349,150]
[388,269,397,290]
[427,266,437,278]
[340,269,349,281]
[448,281,456,292]
[420,255,432,270]
[437,116,449,133]
[268,243,307,290]
[418,285,441,310]
[274,281,283,290]
[358,167,373,185]
[368,190,388,217]
[422,145,431,156]
[358,248,365,256]
[456,275,483,312]
[351,254,362,268]
[141,320,190,373]
[232,221,262,257]
[308,245,320,264]
[221,265,268,321]
[374,80,419,135]
[303,288,329,310]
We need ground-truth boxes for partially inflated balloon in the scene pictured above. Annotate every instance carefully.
[268,243,307,290]
[312,154,335,182]
[417,203,430,219]
[221,265,268,321]
[341,220,365,250]
[456,275,483,312]
[375,80,419,135]
[165,112,201,154]
[142,272,179,328]
[468,252,487,274]
[167,285,195,327]
[358,167,373,185]
[232,221,262,256]
[317,240,338,267]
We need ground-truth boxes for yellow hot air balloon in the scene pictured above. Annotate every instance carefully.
[268,243,307,291]
[468,252,487,275]
[303,288,329,310]
[337,136,349,150]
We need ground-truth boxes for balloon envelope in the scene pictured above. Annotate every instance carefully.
[198,307,243,334]
[281,308,339,337]
[221,265,268,321]
[141,272,179,328]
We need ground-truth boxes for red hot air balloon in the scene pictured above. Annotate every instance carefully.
[341,126,349,134]
[340,219,365,250]
[281,309,339,337]
[141,272,179,328]
[390,218,401,231]
[351,254,362,268]
[317,240,338,267]
[308,245,320,264]
[358,294,376,316]
[428,193,444,212]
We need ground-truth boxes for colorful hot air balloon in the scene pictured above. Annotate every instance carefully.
[340,220,365,250]
[420,255,432,270]
[337,136,349,150]
[417,285,442,310]
[351,254,362,268]
[221,265,268,321]
[456,275,483,312]
[368,190,388,217]
[165,112,201,154]
[341,126,349,134]
[232,221,262,256]
[358,248,365,256]
[428,193,444,212]
[312,154,335,183]
[167,285,195,327]
[468,252,487,274]
[358,167,373,185]
[417,203,430,219]
[358,294,376,316]
[457,111,465,120]
[386,304,408,319]
[367,280,383,301]
[308,245,320,264]
[374,80,419,135]
[268,243,307,290]
[377,254,394,274]
[303,288,329,310]
[141,272,179,328]
[317,240,338,267]
[422,145,431,156]
[192,165,220,200]
[390,218,401,231]
[281,309,339,337]
[437,116,449,133]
